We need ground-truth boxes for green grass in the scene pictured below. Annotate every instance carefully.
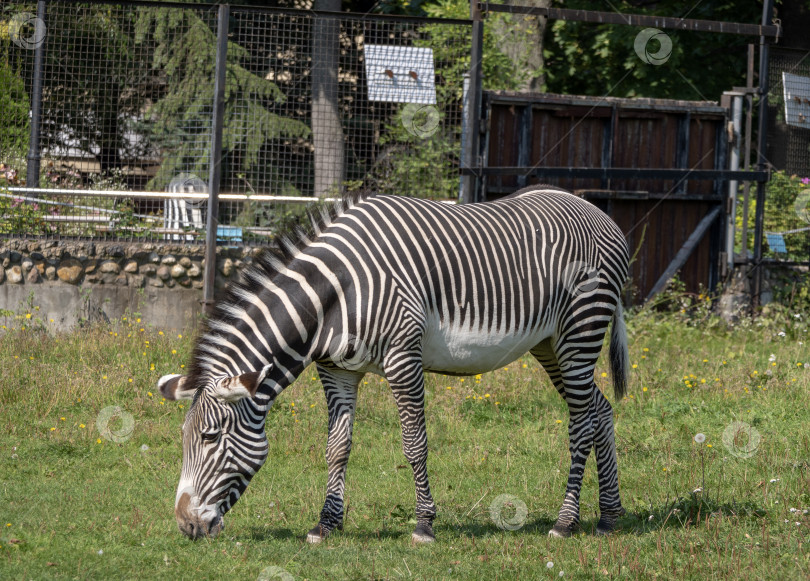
[1,307,809,580]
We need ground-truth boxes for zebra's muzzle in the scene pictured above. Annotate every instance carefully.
[175,491,224,540]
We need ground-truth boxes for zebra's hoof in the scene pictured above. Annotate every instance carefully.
[595,507,626,536]
[411,523,435,544]
[306,524,330,544]
[548,523,578,538]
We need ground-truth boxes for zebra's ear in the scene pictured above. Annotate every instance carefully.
[158,374,197,401]
[212,364,273,404]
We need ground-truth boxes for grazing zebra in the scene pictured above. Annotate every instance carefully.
[159,186,630,543]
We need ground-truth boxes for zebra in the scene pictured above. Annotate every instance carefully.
[158,186,630,543]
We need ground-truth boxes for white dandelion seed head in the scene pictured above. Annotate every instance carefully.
[694,433,706,444]
[547,561,554,569]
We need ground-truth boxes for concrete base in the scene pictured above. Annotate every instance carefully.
[0,283,203,332]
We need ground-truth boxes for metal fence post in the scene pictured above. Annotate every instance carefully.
[752,0,775,310]
[25,0,47,188]
[724,92,743,277]
[459,0,484,204]
[203,3,229,314]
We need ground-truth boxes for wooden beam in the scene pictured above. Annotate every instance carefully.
[645,206,723,301]
[482,3,781,38]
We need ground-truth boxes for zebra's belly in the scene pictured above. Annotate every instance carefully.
[421,323,550,375]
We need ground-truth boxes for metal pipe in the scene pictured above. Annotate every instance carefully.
[203,4,229,314]
[6,187,333,203]
[726,93,743,275]
[752,0,775,310]
[740,44,755,263]
[25,1,47,188]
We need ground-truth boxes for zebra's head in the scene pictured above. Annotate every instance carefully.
[158,365,273,540]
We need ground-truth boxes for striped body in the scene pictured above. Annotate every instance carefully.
[159,187,630,542]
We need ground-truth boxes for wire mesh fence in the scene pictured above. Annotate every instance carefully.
[763,47,810,263]
[1,0,470,243]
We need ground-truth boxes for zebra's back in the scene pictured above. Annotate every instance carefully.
[315,189,627,375]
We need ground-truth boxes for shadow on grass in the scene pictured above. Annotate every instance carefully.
[445,515,557,539]
[241,525,409,543]
[618,492,767,536]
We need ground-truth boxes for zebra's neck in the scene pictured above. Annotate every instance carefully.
[193,253,347,408]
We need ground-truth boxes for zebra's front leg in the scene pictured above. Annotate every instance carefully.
[307,366,363,544]
[388,360,436,543]
[592,389,625,535]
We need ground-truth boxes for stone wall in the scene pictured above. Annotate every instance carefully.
[0,239,262,331]
[716,263,809,322]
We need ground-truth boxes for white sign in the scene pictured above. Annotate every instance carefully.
[364,45,436,104]
[783,72,810,128]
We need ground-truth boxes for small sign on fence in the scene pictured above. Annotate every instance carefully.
[782,72,810,129]
[364,45,436,104]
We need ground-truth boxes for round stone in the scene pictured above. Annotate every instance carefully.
[99,261,121,274]
[57,259,84,284]
[7,266,23,284]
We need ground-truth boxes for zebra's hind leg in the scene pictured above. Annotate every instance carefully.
[532,339,597,538]
[307,366,363,544]
[387,355,437,543]
[592,388,625,535]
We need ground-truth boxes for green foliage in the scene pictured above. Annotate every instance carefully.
[422,0,530,93]
[543,0,761,100]
[0,49,29,161]
[135,8,310,192]
[373,106,460,199]
[736,171,810,260]
[0,176,50,236]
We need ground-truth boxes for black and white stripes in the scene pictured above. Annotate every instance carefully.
[159,186,630,542]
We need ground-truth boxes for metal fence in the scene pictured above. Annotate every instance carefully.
[764,47,810,264]
[1,0,470,243]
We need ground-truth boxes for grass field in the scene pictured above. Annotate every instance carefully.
[1,301,809,580]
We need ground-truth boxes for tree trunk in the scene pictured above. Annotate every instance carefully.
[492,0,549,92]
[311,0,344,197]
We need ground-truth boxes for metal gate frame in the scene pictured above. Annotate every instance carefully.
[460,1,780,306]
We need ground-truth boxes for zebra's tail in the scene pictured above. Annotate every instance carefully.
[609,300,629,401]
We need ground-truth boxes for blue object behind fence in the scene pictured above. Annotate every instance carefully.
[765,233,787,253]
[217,226,243,243]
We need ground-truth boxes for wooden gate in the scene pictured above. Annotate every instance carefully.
[475,91,730,304]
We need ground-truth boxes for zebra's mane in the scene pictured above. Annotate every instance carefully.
[184,190,371,386]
